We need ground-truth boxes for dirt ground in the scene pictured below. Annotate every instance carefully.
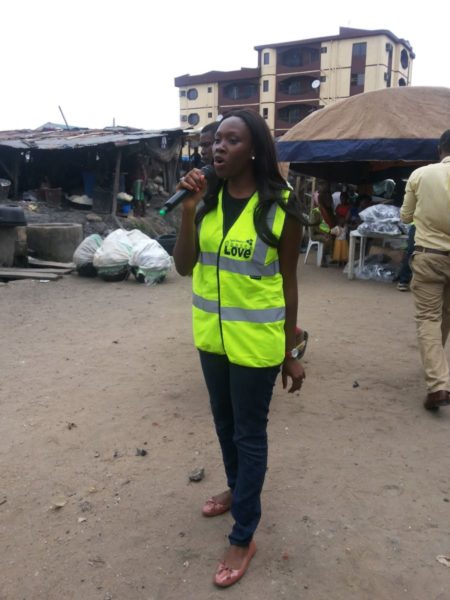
[1,259,450,600]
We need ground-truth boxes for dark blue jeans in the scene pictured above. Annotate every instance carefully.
[199,350,280,546]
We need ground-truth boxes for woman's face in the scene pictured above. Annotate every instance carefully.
[213,117,254,179]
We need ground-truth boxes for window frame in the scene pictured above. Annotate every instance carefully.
[352,42,367,57]
[187,113,200,126]
[400,49,409,69]
[350,72,365,86]
[187,88,198,100]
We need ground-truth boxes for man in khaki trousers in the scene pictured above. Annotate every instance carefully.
[400,129,450,411]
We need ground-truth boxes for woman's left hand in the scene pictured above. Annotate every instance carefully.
[282,359,306,393]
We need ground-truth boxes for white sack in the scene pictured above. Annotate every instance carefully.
[73,234,103,267]
[93,229,133,268]
[129,240,171,271]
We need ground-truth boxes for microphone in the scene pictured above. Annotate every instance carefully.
[159,165,215,216]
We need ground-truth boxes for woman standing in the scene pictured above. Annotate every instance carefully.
[173,109,305,587]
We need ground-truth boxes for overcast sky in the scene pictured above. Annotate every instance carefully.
[0,0,447,132]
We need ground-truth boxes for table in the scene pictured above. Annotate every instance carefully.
[347,230,408,280]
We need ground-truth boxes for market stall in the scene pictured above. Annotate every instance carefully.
[276,86,450,184]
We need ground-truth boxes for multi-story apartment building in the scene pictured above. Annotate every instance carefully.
[174,27,415,138]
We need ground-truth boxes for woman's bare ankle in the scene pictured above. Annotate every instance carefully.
[212,489,232,505]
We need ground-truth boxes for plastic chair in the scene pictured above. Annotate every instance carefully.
[304,229,324,266]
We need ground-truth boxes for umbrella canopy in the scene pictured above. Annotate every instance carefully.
[276,86,450,183]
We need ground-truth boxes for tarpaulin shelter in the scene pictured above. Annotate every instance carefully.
[276,86,450,184]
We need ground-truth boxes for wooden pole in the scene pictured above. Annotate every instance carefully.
[111,147,122,217]
[58,105,69,129]
[13,153,20,199]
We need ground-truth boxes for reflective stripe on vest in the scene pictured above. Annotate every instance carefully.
[198,252,279,276]
[192,187,289,367]
[193,293,285,322]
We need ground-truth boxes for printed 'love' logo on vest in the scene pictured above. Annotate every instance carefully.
[223,239,253,260]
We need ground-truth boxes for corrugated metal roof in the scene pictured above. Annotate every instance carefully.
[0,126,184,151]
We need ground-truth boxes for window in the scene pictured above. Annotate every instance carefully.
[262,108,268,119]
[181,115,187,122]
[263,52,270,65]
[180,90,186,97]
[352,42,367,57]
[283,49,300,67]
[350,73,365,86]
[263,80,269,92]
[187,88,198,100]
[188,113,200,126]
[226,85,239,100]
[279,76,313,95]
[321,47,327,54]
[208,112,212,118]
[207,86,212,93]
[278,104,312,124]
[281,47,320,68]
[400,49,409,69]
[224,82,258,100]
[398,77,407,87]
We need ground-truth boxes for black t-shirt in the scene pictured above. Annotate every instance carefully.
[222,184,252,237]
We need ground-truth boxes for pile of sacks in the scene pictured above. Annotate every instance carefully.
[73,229,172,285]
[357,204,405,236]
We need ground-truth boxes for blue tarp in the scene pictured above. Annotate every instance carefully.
[277,138,440,164]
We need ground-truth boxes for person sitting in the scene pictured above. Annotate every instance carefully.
[312,181,338,266]
[309,195,333,267]
[317,181,337,229]
[331,217,349,267]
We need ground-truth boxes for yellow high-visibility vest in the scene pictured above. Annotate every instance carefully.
[192,187,289,367]
[311,207,330,233]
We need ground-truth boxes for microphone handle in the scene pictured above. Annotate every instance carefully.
[159,165,215,216]
[159,189,189,216]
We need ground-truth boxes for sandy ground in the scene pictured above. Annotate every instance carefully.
[1,259,450,600]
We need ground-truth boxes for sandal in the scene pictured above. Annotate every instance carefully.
[213,540,257,587]
[202,496,231,517]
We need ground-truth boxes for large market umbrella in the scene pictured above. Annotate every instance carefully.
[276,86,450,183]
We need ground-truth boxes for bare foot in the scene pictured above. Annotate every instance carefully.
[211,489,232,507]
